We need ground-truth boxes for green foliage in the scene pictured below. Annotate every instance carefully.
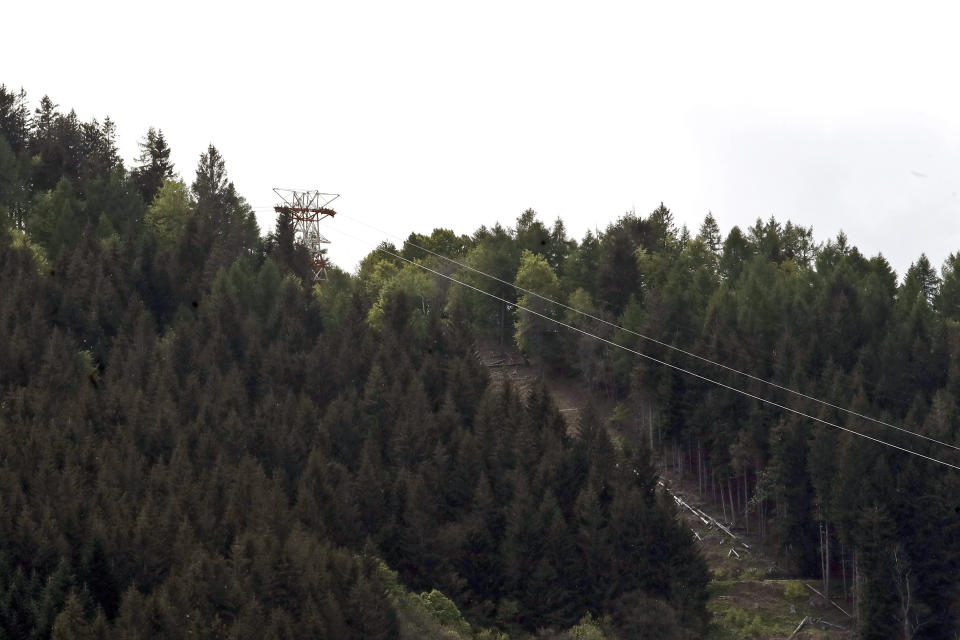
[0,134,30,229]
[936,251,960,321]
[357,248,402,299]
[27,176,84,257]
[595,213,645,315]
[0,85,30,152]
[145,178,192,245]
[312,266,355,330]
[719,608,766,638]
[419,590,472,635]
[783,580,806,601]
[445,230,520,343]
[132,127,174,203]
[7,224,49,272]
[401,227,471,261]
[513,249,563,367]
[377,562,507,639]
[568,613,613,640]
[366,260,439,334]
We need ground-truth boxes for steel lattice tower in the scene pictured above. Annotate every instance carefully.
[273,188,339,281]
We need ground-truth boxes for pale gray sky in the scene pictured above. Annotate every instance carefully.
[5,1,960,278]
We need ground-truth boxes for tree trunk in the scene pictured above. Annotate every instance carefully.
[499,302,504,347]
[678,441,684,484]
[818,519,826,596]
[743,470,749,534]
[697,440,703,495]
[755,473,763,540]
[712,465,717,506]
[720,484,728,523]
[824,519,830,597]
[853,546,860,629]
[648,403,654,451]
[727,477,736,525]
[656,411,661,458]
[841,542,847,601]
[760,490,765,540]
[893,545,916,640]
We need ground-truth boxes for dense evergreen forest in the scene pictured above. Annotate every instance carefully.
[0,87,711,638]
[385,208,960,636]
[1,84,958,639]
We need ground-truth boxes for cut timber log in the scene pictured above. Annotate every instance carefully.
[788,616,809,639]
[811,617,845,630]
[804,583,852,618]
[658,477,738,542]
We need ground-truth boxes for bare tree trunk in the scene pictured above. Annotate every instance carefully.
[854,547,860,629]
[499,302,504,347]
[755,473,764,540]
[720,484,728,523]
[697,440,703,495]
[712,466,717,506]
[743,470,749,534]
[648,402,654,451]
[727,477,736,526]
[841,542,847,601]
[679,441,684,485]
[760,490,765,540]
[823,518,830,598]
[818,519,825,595]
[656,410,661,458]
[893,545,916,640]
[672,439,677,475]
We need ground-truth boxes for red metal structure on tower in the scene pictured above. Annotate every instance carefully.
[273,188,339,281]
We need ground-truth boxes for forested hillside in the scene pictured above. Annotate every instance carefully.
[407,210,960,637]
[3,84,959,639]
[0,87,712,638]
[351,178,960,634]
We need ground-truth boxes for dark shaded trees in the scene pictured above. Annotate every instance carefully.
[132,127,174,203]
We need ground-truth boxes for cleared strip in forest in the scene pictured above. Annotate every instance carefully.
[337,213,960,453]
[329,225,960,472]
[659,479,740,543]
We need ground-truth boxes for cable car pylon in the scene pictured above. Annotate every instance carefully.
[273,188,339,281]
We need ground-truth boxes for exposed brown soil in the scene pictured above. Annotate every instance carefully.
[476,340,616,434]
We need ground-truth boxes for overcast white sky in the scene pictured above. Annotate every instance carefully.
[5,1,960,278]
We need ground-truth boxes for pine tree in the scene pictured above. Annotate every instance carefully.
[50,591,92,640]
[648,202,675,249]
[132,128,174,203]
[0,85,29,152]
[697,211,722,255]
[935,252,960,321]
[192,144,231,223]
[344,569,398,640]
[903,253,941,305]
[596,220,642,315]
